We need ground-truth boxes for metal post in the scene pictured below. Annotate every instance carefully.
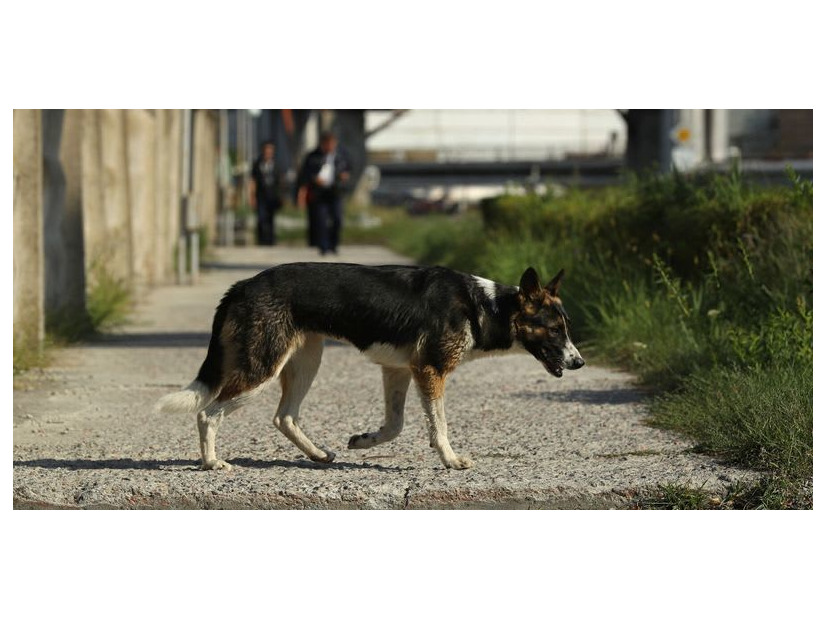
[218,109,234,246]
[238,109,249,206]
[177,109,191,284]
[177,234,186,284]
[179,108,198,284]
[189,227,199,285]
[709,109,730,164]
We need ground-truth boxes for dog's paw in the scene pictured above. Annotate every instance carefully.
[444,455,474,470]
[348,432,377,450]
[310,446,336,463]
[200,459,233,471]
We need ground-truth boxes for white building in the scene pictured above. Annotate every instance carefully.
[365,109,626,163]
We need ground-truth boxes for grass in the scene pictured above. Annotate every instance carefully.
[634,477,812,510]
[651,365,813,477]
[364,166,813,508]
[85,257,133,331]
[14,254,133,376]
[13,335,48,376]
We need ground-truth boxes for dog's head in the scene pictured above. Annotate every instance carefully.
[514,267,585,377]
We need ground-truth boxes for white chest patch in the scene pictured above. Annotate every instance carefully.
[473,276,499,310]
[363,343,413,368]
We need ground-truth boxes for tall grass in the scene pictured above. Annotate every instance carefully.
[375,166,813,504]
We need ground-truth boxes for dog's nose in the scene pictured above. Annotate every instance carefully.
[571,357,585,370]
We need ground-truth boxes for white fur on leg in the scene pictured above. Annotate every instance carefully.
[197,409,233,471]
[348,367,411,449]
[273,335,333,462]
[419,394,474,470]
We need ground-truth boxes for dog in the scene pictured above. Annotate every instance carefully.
[155,263,584,470]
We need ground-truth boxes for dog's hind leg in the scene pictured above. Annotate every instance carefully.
[273,334,335,463]
[348,366,411,449]
[412,366,474,470]
[197,403,231,471]
[196,392,261,471]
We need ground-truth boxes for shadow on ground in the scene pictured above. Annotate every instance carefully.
[14,457,406,473]
[201,262,276,272]
[86,332,211,348]
[512,388,644,406]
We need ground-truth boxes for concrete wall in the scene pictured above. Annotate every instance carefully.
[42,110,68,317]
[192,110,219,244]
[42,110,88,323]
[13,109,220,352]
[80,110,107,276]
[13,110,44,351]
[59,110,88,317]
[99,109,134,281]
[126,109,158,289]
[155,109,183,284]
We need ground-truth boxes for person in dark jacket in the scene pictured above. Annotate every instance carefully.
[250,140,282,246]
[297,131,350,255]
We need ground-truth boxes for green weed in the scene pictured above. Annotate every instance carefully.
[374,167,813,503]
[86,257,132,331]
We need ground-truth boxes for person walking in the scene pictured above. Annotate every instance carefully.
[296,131,350,255]
[250,140,282,246]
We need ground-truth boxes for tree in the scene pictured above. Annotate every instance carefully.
[619,109,672,173]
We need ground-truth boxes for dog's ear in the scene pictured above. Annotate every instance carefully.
[546,269,564,297]
[519,267,542,300]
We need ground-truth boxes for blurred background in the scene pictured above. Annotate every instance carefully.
[12,108,813,355]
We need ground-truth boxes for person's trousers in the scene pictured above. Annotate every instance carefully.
[309,198,342,254]
[256,200,279,246]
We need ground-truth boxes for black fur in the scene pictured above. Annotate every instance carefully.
[195,262,524,390]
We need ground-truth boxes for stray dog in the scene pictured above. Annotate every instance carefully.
[156,263,584,470]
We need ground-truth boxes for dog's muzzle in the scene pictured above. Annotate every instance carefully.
[560,340,585,374]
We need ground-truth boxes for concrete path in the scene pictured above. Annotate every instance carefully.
[13,245,758,509]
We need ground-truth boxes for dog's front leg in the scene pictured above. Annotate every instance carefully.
[348,366,411,449]
[412,366,474,470]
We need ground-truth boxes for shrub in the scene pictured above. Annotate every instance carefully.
[384,166,813,489]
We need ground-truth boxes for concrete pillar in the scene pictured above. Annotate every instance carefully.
[153,110,170,283]
[179,109,194,284]
[42,109,87,325]
[81,110,104,272]
[13,109,45,351]
[709,109,730,163]
[167,110,183,279]
[42,110,68,317]
[193,110,218,244]
[217,109,234,246]
[624,109,670,172]
[148,109,183,284]
[58,110,88,319]
[333,110,368,205]
[99,109,133,283]
[126,109,157,288]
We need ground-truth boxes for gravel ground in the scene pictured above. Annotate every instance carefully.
[13,245,758,509]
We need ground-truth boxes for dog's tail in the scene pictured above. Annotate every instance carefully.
[155,288,235,414]
[154,379,216,414]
